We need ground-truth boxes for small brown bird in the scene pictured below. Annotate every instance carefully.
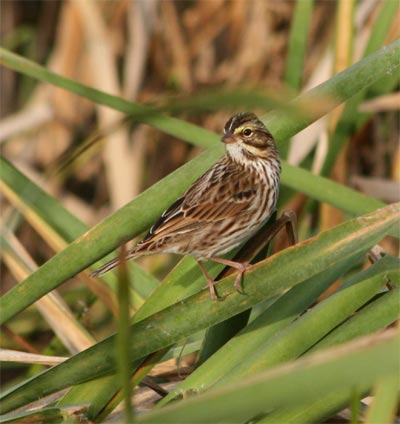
[91,112,281,300]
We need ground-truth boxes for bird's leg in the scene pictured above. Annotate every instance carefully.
[207,257,251,294]
[250,210,298,250]
[206,211,298,296]
[197,211,298,300]
[196,260,221,301]
[280,210,298,246]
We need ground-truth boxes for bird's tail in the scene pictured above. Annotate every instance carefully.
[90,248,141,277]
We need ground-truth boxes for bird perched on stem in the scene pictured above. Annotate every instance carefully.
[91,112,281,300]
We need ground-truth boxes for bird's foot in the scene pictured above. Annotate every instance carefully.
[206,278,224,301]
[233,263,252,295]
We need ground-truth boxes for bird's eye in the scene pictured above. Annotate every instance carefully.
[243,128,252,137]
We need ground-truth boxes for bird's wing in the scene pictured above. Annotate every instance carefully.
[142,159,258,241]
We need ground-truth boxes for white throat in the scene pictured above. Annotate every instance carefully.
[226,142,261,166]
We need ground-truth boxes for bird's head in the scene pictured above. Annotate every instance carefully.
[221,112,278,164]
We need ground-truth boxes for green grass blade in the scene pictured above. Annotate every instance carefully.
[279,0,314,159]
[281,161,384,215]
[133,256,223,322]
[320,0,399,177]
[1,39,399,150]
[115,263,133,422]
[0,159,85,242]
[362,1,399,58]
[0,157,159,308]
[1,230,96,354]
[264,39,400,143]
[364,376,399,424]
[309,287,400,352]
[257,389,367,424]
[0,47,217,149]
[195,309,251,368]
[0,204,398,413]
[0,407,69,424]
[56,374,121,420]
[159,254,360,405]
[135,330,399,423]
[258,285,399,423]
[153,88,299,117]
[214,255,399,386]
[284,0,314,92]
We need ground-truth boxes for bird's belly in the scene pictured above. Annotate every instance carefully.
[189,215,267,258]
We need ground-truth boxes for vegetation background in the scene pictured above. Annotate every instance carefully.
[0,1,399,423]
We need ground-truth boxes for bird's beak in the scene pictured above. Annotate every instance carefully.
[221,132,236,144]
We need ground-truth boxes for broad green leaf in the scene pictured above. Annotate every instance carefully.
[0,204,398,413]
